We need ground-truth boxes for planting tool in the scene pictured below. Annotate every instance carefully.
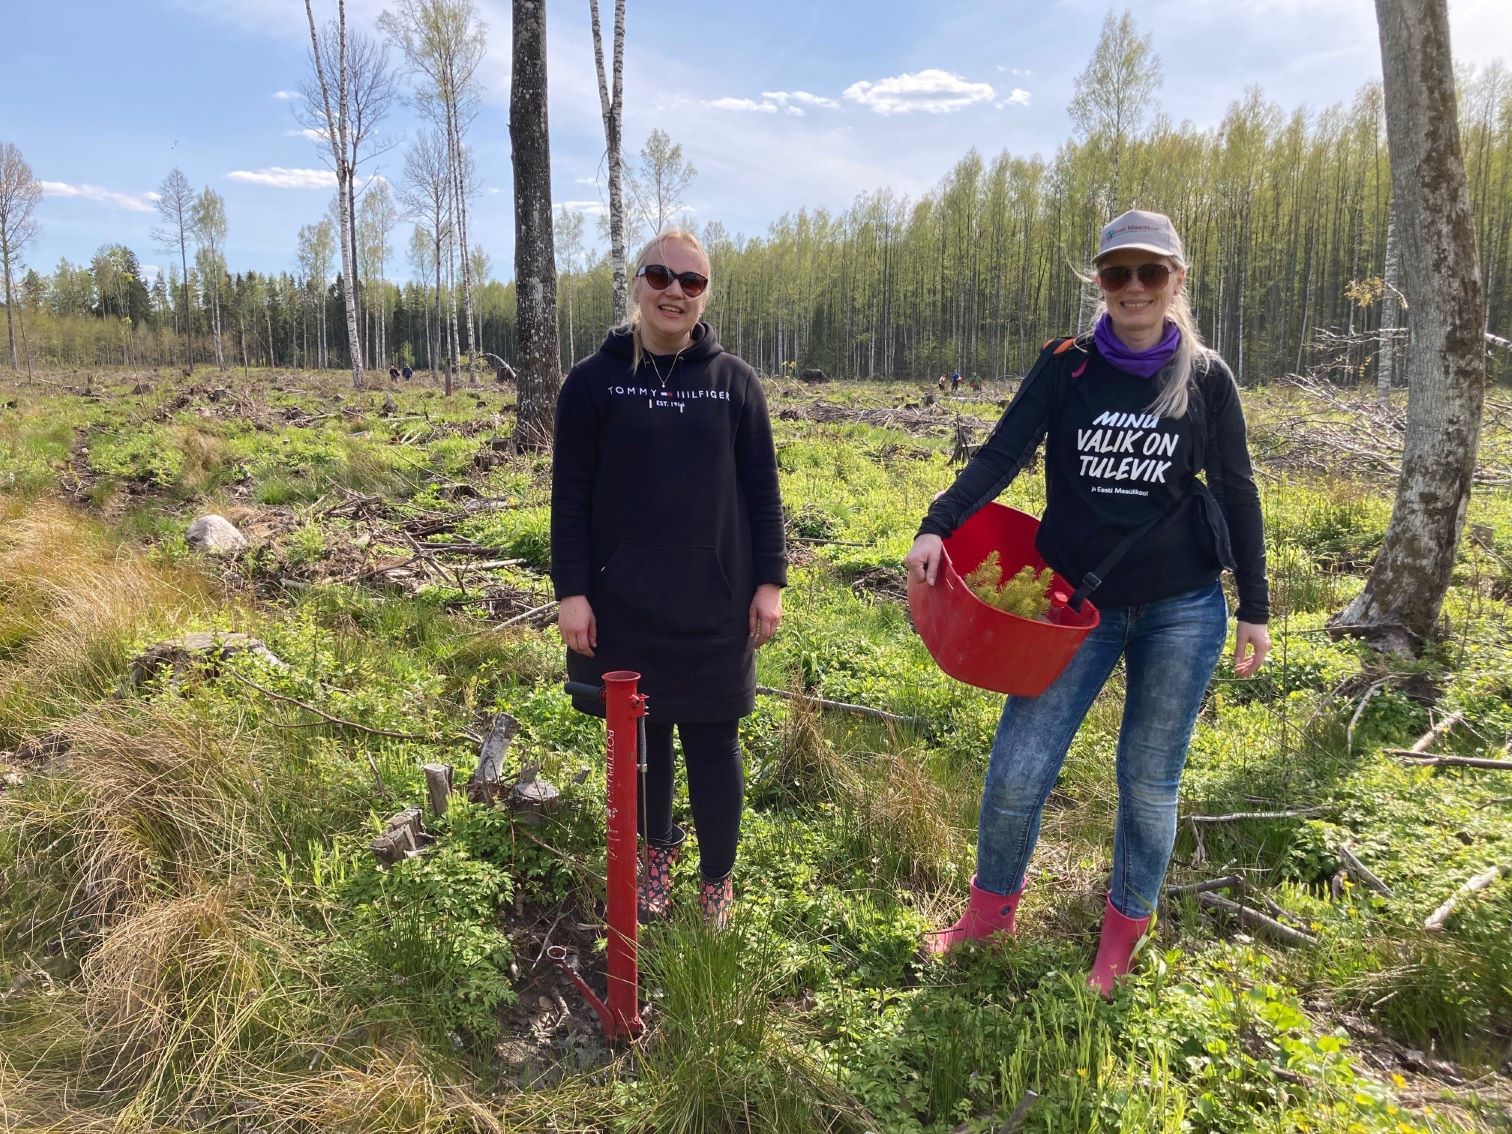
[550,672,647,1040]
[909,503,1098,695]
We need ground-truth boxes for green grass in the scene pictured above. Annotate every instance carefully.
[0,368,1506,1133]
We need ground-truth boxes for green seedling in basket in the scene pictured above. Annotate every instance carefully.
[962,550,1055,620]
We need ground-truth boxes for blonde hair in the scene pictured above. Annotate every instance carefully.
[621,227,710,373]
[1082,253,1215,420]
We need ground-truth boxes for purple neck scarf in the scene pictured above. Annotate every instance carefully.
[1093,313,1180,378]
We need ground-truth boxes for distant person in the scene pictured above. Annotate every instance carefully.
[401,364,413,381]
[951,371,961,391]
[937,375,948,392]
[551,228,786,930]
[388,364,400,381]
[970,376,983,393]
[905,209,1270,995]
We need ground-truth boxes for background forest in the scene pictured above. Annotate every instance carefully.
[8,60,1512,389]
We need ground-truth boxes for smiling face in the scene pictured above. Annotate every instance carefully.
[1097,248,1186,350]
[633,236,711,353]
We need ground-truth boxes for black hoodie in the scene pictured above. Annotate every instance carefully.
[550,323,787,721]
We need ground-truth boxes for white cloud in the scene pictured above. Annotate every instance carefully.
[785,106,805,117]
[558,199,608,216]
[706,97,778,114]
[272,89,298,100]
[285,127,328,142]
[39,181,158,213]
[762,90,839,110]
[842,69,995,115]
[226,167,338,189]
[995,88,1032,109]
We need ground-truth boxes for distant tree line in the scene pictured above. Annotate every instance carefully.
[3,52,1509,384]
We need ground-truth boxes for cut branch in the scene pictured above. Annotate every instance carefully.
[1423,865,1506,930]
[1198,892,1319,948]
[1186,807,1327,824]
[1386,750,1512,770]
[1337,844,1395,898]
[755,685,923,726]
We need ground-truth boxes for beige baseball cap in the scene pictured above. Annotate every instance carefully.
[1095,209,1186,265]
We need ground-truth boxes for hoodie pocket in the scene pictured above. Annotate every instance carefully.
[596,542,735,637]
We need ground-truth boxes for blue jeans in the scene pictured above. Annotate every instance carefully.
[975,581,1228,918]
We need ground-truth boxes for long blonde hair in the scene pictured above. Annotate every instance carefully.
[620,227,710,373]
[1082,256,1214,420]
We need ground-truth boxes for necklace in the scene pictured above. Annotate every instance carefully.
[647,350,681,390]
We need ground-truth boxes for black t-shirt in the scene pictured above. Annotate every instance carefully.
[919,339,1269,622]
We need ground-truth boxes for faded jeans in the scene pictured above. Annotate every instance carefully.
[974,581,1228,918]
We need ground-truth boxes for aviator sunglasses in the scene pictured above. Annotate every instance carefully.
[1096,262,1173,291]
[637,263,709,297]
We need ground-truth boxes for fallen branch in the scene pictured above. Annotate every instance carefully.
[1386,750,1512,770]
[498,600,559,627]
[1407,710,1466,754]
[1424,865,1507,930]
[1186,807,1326,824]
[1165,874,1243,896]
[1336,844,1394,898]
[755,685,923,726]
[1198,892,1319,948]
[225,669,478,748]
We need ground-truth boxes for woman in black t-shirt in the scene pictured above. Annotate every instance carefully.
[904,209,1270,995]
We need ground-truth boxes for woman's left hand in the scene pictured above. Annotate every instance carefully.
[749,583,783,648]
[1233,621,1271,677]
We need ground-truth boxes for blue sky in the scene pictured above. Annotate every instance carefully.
[5,0,1508,284]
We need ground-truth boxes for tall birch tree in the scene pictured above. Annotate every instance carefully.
[154,168,197,374]
[303,0,366,388]
[359,178,397,368]
[589,0,628,323]
[379,0,484,380]
[0,142,41,371]
[193,187,228,370]
[397,130,453,391]
[1331,0,1488,655]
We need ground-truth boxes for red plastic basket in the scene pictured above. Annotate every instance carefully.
[908,503,1099,696]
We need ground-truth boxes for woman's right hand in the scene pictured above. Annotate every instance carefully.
[904,534,945,586]
[559,595,597,657]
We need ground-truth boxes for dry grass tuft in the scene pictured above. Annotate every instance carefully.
[0,497,219,732]
[762,691,849,806]
[834,743,967,889]
[1,701,276,943]
[79,887,315,1097]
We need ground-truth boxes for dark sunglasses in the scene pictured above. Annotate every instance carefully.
[1096,263,1173,291]
[637,263,709,297]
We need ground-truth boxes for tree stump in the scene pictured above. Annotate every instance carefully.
[130,631,285,688]
[467,713,519,804]
[510,761,560,826]
[424,763,455,817]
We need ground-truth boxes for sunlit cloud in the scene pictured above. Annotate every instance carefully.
[226,167,338,189]
[39,181,159,212]
[842,69,995,115]
[706,97,778,114]
[762,90,839,110]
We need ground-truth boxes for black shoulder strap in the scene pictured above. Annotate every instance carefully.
[1068,503,1183,611]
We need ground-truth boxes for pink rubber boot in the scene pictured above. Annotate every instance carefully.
[923,876,1022,956]
[1087,899,1152,997]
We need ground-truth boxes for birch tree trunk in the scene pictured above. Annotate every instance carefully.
[511,0,560,450]
[1332,0,1487,655]
[589,0,628,323]
[304,0,365,388]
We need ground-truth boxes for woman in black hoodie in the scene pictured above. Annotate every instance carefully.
[550,229,786,928]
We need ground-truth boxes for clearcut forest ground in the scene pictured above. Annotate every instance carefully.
[0,364,1509,1134]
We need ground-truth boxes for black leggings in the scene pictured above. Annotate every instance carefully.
[638,719,743,882]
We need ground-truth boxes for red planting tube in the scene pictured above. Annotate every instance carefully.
[600,670,646,1040]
